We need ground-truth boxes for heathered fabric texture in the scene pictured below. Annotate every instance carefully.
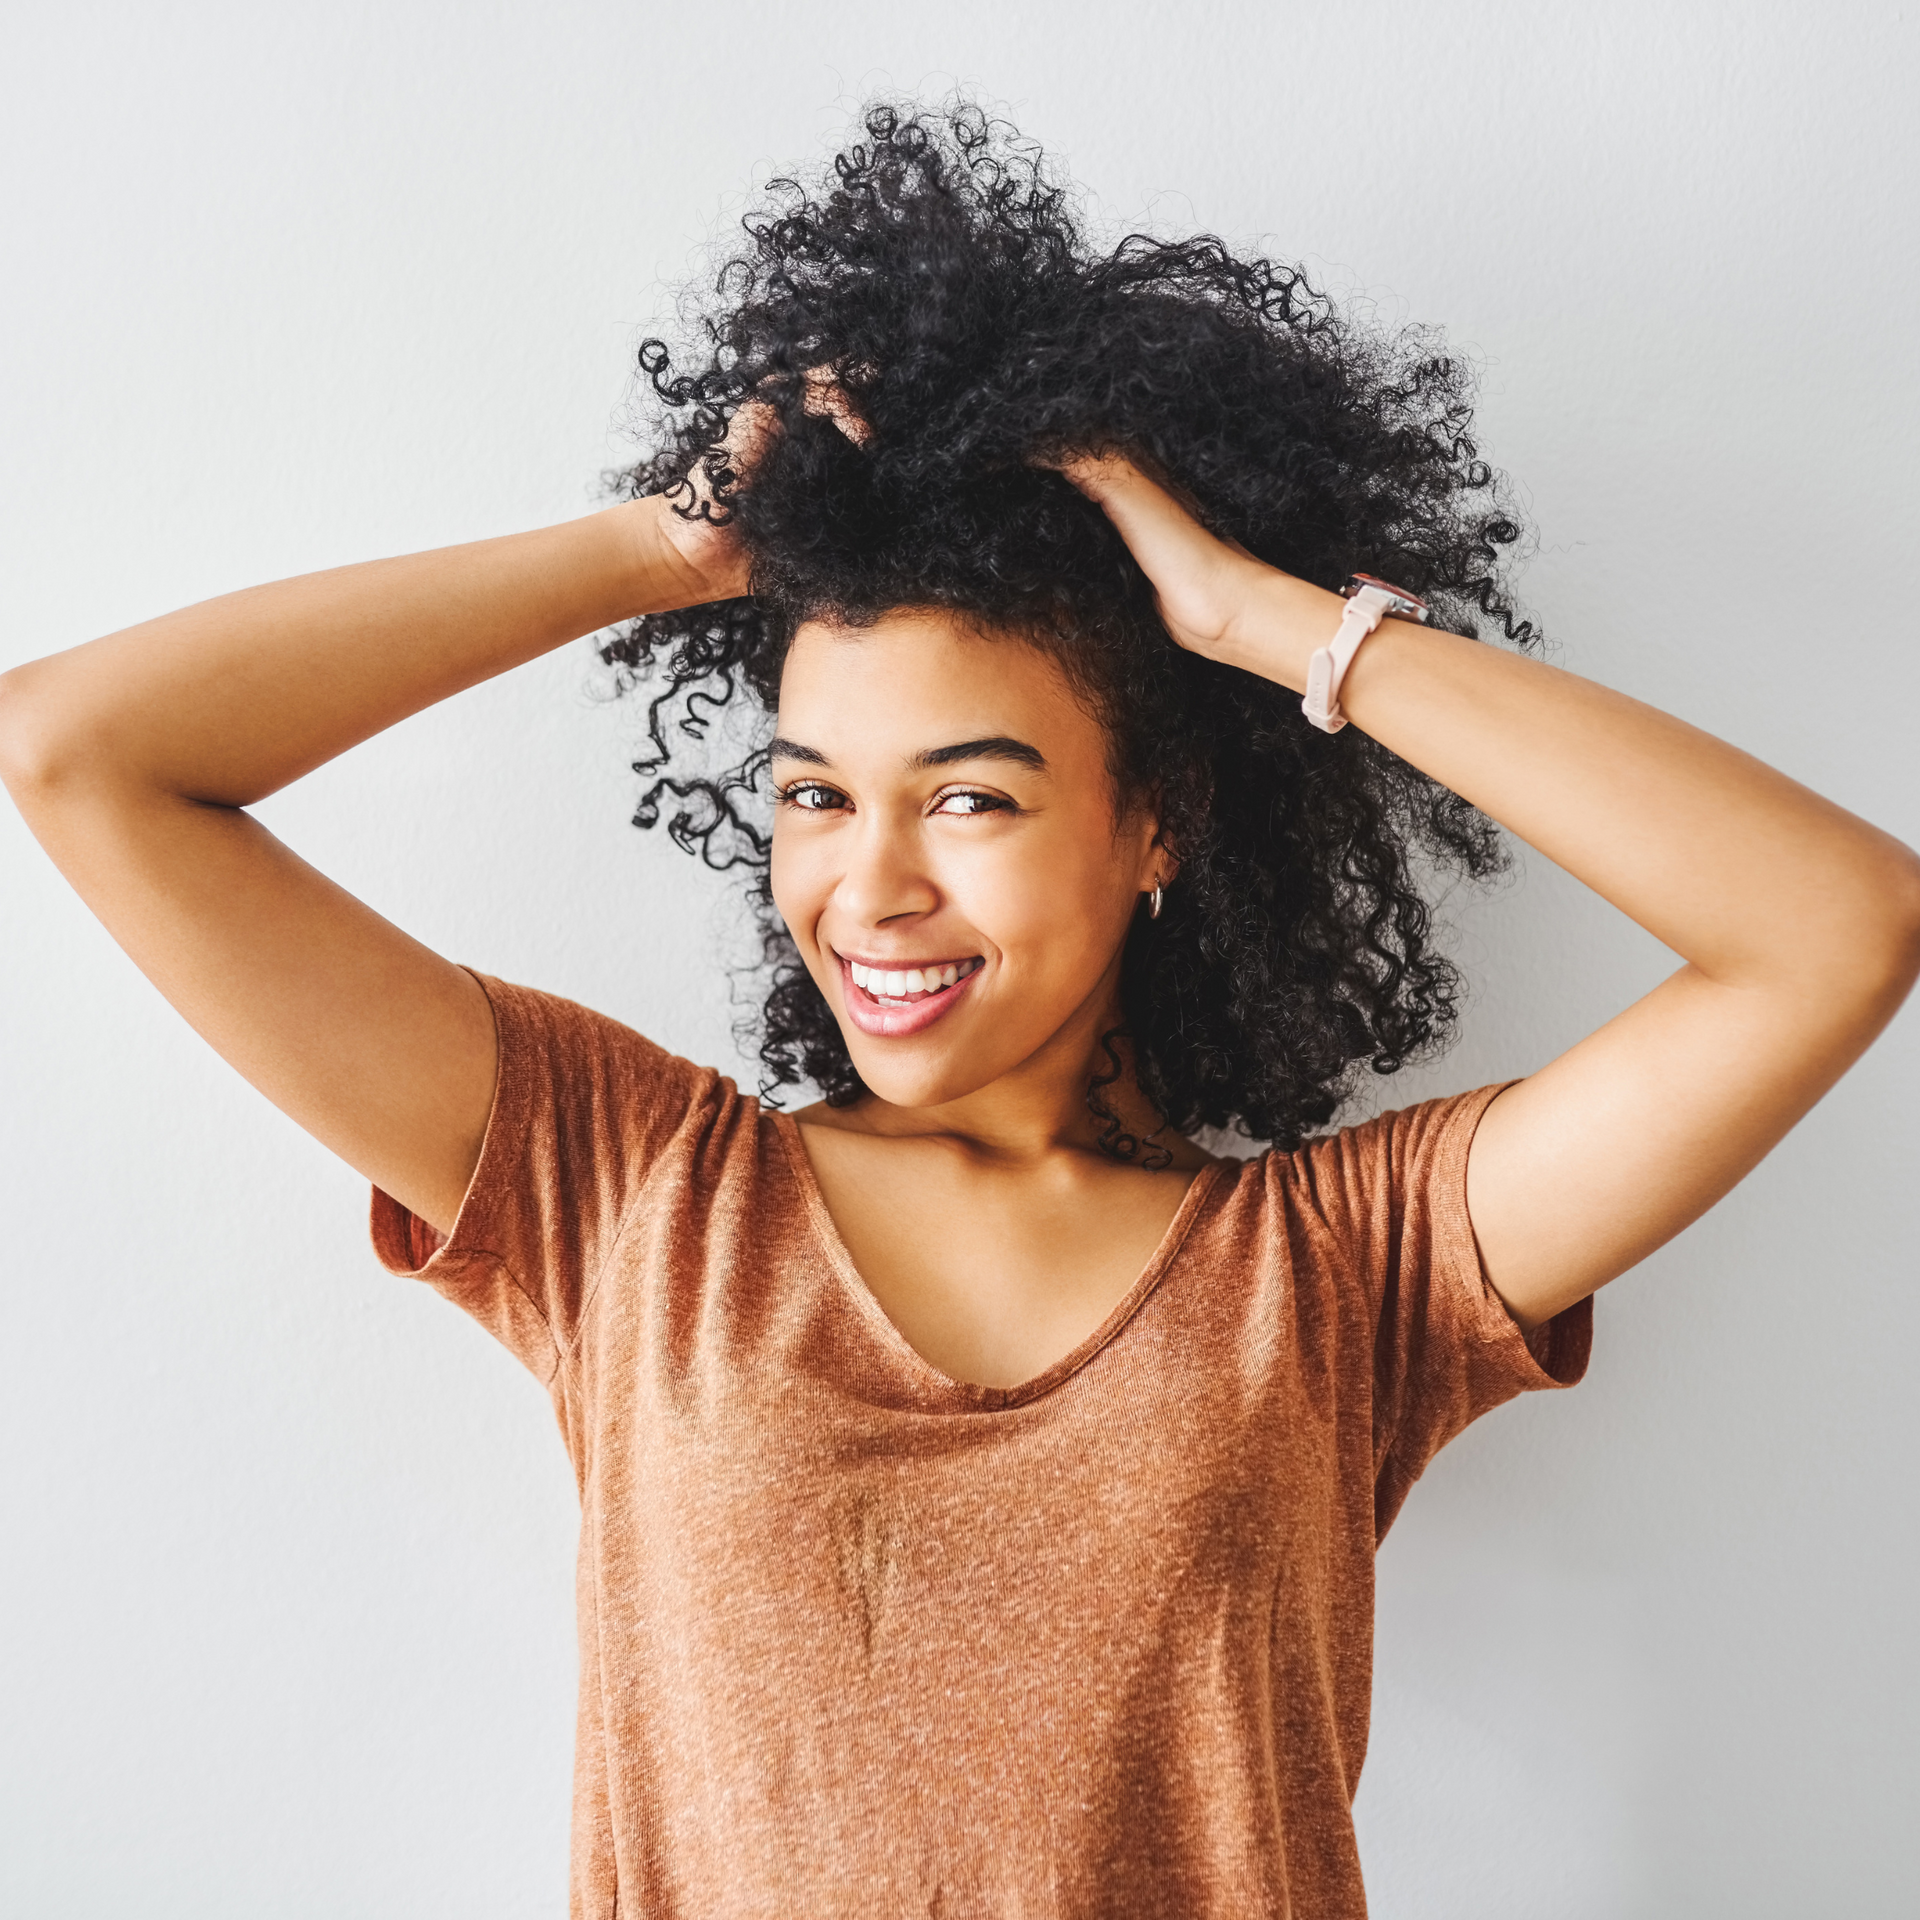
[371,974,1590,1918]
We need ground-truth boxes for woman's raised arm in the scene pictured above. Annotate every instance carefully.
[1063,453,1920,1332]
[0,492,739,1236]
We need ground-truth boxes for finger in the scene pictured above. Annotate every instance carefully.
[1065,454,1206,549]
[801,366,872,447]
[1042,450,1129,498]
[678,400,777,522]
[1045,452,1203,534]
[719,398,777,471]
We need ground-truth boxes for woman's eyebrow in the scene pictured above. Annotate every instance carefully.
[768,735,1049,773]
[768,737,831,766]
[908,736,1048,773]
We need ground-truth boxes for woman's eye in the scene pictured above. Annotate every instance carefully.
[781,783,847,813]
[932,790,1009,816]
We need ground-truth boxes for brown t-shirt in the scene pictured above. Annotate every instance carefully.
[371,974,1590,1919]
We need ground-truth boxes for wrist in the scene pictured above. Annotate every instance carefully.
[612,494,750,617]
[620,497,700,616]
[1212,570,1346,692]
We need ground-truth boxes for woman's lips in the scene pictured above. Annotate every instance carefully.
[837,953,984,1038]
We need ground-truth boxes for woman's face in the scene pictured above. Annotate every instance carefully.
[770,609,1164,1113]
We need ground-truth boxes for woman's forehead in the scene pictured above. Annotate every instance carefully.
[776,611,1102,762]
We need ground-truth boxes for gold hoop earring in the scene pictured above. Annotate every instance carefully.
[1149,883,1164,920]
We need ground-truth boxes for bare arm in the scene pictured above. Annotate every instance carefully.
[0,492,741,1236]
[1065,454,1920,1331]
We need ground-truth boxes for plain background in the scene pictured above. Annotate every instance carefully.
[3,2,1917,1914]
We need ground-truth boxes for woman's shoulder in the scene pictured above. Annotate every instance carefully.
[1209,1079,1515,1217]
[469,970,764,1153]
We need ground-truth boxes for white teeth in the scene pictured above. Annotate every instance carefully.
[847,957,980,998]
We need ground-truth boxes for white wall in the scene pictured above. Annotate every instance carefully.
[3,3,1916,1913]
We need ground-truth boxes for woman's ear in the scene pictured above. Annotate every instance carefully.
[1139,828,1178,922]
[1149,820,1180,891]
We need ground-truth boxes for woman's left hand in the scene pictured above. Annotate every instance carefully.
[1051,451,1326,685]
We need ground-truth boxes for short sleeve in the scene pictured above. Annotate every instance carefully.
[369,972,722,1384]
[1292,1081,1592,1539]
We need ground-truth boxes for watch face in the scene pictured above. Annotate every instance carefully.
[1345,573,1431,621]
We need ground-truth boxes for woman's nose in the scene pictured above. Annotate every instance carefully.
[834,814,940,927]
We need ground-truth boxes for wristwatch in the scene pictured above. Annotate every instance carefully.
[1301,574,1431,733]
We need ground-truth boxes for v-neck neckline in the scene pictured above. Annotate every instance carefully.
[771,1110,1233,1412]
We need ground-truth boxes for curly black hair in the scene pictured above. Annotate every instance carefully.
[601,98,1538,1153]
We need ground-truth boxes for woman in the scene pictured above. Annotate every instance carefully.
[3,103,1914,1917]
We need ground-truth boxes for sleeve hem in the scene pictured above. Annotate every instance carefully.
[367,968,561,1380]
[1430,1077,1593,1392]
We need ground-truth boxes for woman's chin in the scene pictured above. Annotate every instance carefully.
[838,1030,1016,1115]
[843,1056,988,1114]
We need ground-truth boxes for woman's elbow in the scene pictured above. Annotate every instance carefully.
[1880,842,1920,991]
[0,658,123,816]
[1834,839,1920,1018]
[0,662,65,807]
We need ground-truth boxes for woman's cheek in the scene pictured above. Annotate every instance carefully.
[768,835,828,961]
[962,839,1118,987]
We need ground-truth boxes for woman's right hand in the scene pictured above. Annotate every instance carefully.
[646,371,868,608]
[643,402,771,606]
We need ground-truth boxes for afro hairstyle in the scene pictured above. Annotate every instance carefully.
[602,98,1538,1155]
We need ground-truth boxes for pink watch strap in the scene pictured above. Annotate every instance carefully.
[1302,585,1392,733]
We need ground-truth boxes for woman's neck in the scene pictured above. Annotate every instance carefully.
[797,988,1215,1173]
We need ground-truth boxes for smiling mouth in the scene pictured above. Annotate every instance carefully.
[844,956,983,1007]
